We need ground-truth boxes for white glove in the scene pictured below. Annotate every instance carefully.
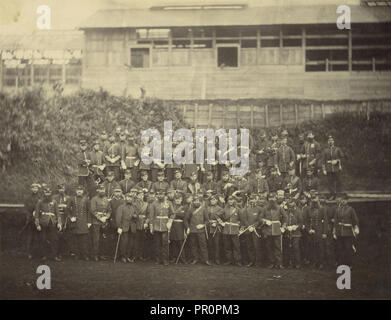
[333,233,337,240]
[101,217,107,223]
[70,217,77,222]
[87,223,92,228]
[186,228,190,235]
[143,223,148,229]
[57,223,62,232]
[117,228,123,234]
[196,224,204,230]
[211,222,217,227]
[280,227,285,233]
[323,170,327,176]
[220,222,226,227]
[36,225,42,231]
[354,226,359,235]
[166,222,172,230]
[287,226,292,232]
[322,234,327,239]
[309,229,315,234]
[249,226,254,233]
[265,220,272,226]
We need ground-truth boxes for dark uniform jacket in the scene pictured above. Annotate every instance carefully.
[267,174,283,192]
[136,180,152,192]
[259,203,287,237]
[300,141,321,170]
[77,150,91,177]
[116,203,137,233]
[275,144,295,173]
[202,180,218,192]
[102,180,121,199]
[90,195,111,225]
[69,195,91,234]
[302,176,320,193]
[53,193,70,228]
[184,205,209,234]
[304,204,328,238]
[285,208,303,238]
[249,177,269,194]
[282,175,302,197]
[105,143,121,168]
[170,203,186,241]
[149,200,172,232]
[333,204,359,237]
[151,181,169,193]
[206,205,224,234]
[221,205,243,235]
[170,179,188,194]
[322,146,344,173]
[109,197,125,228]
[119,178,136,194]
[35,197,60,227]
[24,192,40,224]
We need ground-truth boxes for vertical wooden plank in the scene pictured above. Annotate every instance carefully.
[265,104,269,128]
[208,103,212,128]
[302,28,306,68]
[236,104,240,127]
[372,58,376,72]
[189,28,193,66]
[250,105,254,128]
[366,102,370,120]
[325,58,329,72]
[256,28,260,65]
[183,105,187,121]
[311,104,314,120]
[280,104,283,125]
[222,104,225,128]
[168,29,172,67]
[348,29,352,72]
[294,104,298,125]
[279,28,283,48]
[321,103,325,119]
[194,103,198,128]
[212,28,216,59]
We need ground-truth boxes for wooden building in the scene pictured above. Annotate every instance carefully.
[79,3,391,100]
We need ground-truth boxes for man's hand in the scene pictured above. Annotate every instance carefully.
[333,233,337,240]
[87,223,92,229]
[323,170,327,176]
[211,222,217,227]
[249,226,255,233]
[280,227,285,233]
[70,217,77,223]
[117,228,123,234]
[186,228,190,235]
[322,234,327,239]
[354,226,360,235]
[265,220,272,226]
[143,223,148,229]
[37,225,42,231]
[57,223,62,232]
[196,224,204,230]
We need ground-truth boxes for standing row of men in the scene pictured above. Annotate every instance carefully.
[23,176,359,269]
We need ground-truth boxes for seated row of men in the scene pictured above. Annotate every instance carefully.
[79,130,343,199]
[23,175,359,269]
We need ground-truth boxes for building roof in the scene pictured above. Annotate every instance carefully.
[0,30,83,50]
[79,5,391,29]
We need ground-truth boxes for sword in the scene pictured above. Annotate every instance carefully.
[113,233,121,264]
[175,232,189,264]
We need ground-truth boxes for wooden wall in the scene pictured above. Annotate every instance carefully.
[82,28,391,100]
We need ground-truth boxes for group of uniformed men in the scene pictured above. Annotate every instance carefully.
[22,127,359,270]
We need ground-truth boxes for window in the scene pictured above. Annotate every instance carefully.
[217,46,239,68]
[130,48,150,68]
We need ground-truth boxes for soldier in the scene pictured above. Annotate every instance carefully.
[165,140,181,183]
[280,129,294,148]
[89,139,106,187]
[105,135,121,181]
[320,196,336,268]
[187,171,202,194]
[106,186,125,257]
[53,184,71,259]
[116,192,137,263]
[184,194,211,266]
[275,137,295,180]
[35,186,62,262]
[216,171,236,201]
[136,170,152,191]
[260,191,287,269]
[299,132,322,177]
[305,190,328,269]
[206,193,224,265]
[169,193,187,263]
[302,166,320,196]
[202,171,218,192]
[68,185,91,261]
[333,194,359,268]
[249,168,269,197]
[90,184,111,261]
[77,139,92,193]
[152,171,169,194]
[149,190,172,265]
[170,169,187,194]
[284,199,303,269]
[297,194,310,265]
[119,168,136,194]
[23,183,41,259]
[124,136,139,182]
[265,132,279,176]
[118,132,129,181]
[322,135,344,200]
[134,188,149,261]
[102,171,121,199]
[241,194,262,267]
[99,130,110,155]
[254,130,270,170]
[283,167,302,200]
[221,195,243,266]
[293,133,306,176]
[267,166,283,193]
[138,138,152,181]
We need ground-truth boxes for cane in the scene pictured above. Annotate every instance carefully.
[175,232,188,264]
[114,233,121,264]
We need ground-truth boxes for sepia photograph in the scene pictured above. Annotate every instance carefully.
[0,0,390,304]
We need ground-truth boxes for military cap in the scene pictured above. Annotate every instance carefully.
[43,186,52,192]
[157,171,164,176]
[107,171,115,176]
[108,135,115,142]
[125,192,132,197]
[268,192,277,198]
[210,193,218,200]
[124,168,132,173]
[206,171,213,176]
[79,139,87,145]
[174,169,182,174]
[249,194,258,201]
[328,135,334,140]
[130,187,138,192]
[281,129,289,136]
[174,193,183,200]
[193,194,202,201]
[101,130,107,135]
[93,139,100,145]
[227,195,235,200]
[307,131,315,138]
[76,185,84,190]
[140,170,148,176]
[31,183,40,188]
[306,166,314,172]
[156,189,166,194]
[113,187,122,192]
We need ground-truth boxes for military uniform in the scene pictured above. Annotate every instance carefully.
[260,199,287,268]
[53,188,71,258]
[35,192,61,260]
[184,197,210,265]
[77,140,93,194]
[119,177,136,195]
[304,202,328,268]
[105,139,121,181]
[322,136,344,198]
[116,200,137,262]
[283,203,303,268]
[68,192,91,259]
[149,196,172,265]
[249,175,269,196]
[275,143,295,180]
[170,177,188,194]
[89,143,106,189]
[151,174,169,194]
[23,184,41,258]
[169,198,187,263]
[90,189,111,260]
[206,199,224,264]
[333,199,359,267]
[102,175,121,199]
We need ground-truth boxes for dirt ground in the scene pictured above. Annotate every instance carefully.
[0,250,389,300]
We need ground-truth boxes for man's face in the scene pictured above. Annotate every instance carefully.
[175,172,181,179]
[228,198,234,206]
[222,174,229,182]
[168,191,175,199]
[44,191,51,198]
[193,199,201,207]
[277,193,284,201]
[190,174,197,182]
[101,134,107,140]
[114,190,122,198]
[206,174,212,182]
[142,174,148,181]
[98,189,105,196]
[289,169,295,177]
[120,134,126,142]
[158,175,164,182]
[300,198,307,205]
[157,193,164,201]
[94,143,100,151]
[126,194,133,202]
[174,197,182,205]
[31,186,39,194]
[59,187,65,194]
[76,189,84,197]
[307,171,313,178]
[107,175,114,182]
[328,138,334,147]
[80,144,87,151]
[281,138,287,146]
[210,198,217,206]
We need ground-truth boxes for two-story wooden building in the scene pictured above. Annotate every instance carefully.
[79,3,391,100]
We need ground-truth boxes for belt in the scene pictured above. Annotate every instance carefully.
[210,220,217,223]
[226,222,239,226]
[264,219,281,224]
[126,156,136,159]
[138,215,146,218]
[156,216,168,219]
[173,219,183,222]
[41,212,55,216]
[338,223,352,227]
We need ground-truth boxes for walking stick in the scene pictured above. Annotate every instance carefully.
[175,232,189,264]
[114,233,121,264]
